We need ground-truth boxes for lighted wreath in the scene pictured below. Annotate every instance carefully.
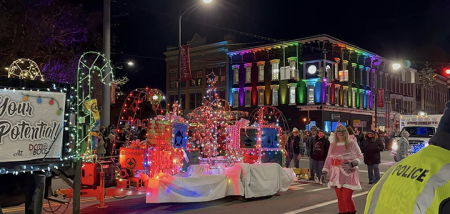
[147,88,165,111]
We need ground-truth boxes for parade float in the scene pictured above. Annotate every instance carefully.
[54,72,295,206]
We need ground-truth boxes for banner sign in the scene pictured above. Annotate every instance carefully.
[377,89,384,107]
[0,90,66,162]
[261,128,279,148]
[172,122,188,149]
[111,83,116,104]
[180,45,192,81]
[406,121,438,126]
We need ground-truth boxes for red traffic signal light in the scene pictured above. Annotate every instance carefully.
[445,69,450,75]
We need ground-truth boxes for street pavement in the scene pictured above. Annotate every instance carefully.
[2,151,396,214]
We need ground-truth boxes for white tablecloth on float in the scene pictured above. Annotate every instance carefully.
[146,163,294,203]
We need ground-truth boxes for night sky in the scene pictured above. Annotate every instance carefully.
[78,0,450,91]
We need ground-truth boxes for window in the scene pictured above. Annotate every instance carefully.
[258,88,264,106]
[233,90,239,107]
[170,73,178,88]
[374,74,377,89]
[367,69,370,87]
[335,86,340,105]
[308,85,314,104]
[339,70,344,81]
[233,66,239,84]
[360,66,363,85]
[326,65,332,80]
[290,60,296,79]
[281,66,290,80]
[245,64,251,83]
[289,86,296,104]
[272,87,279,106]
[352,89,356,107]
[190,71,202,87]
[258,62,265,82]
[189,93,203,109]
[271,60,280,80]
[335,64,339,80]
[245,89,251,107]
[352,66,356,83]
[219,67,226,83]
[326,85,330,104]
[343,89,348,106]
[344,70,349,82]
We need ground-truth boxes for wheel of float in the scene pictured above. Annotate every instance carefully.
[237,196,251,202]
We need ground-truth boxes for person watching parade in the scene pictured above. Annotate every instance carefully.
[311,130,330,184]
[396,130,410,162]
[364,101,450,214]
[308,126,319,181]
[322,124,363,214]
[286,128,302,168]
[362,131,384,184]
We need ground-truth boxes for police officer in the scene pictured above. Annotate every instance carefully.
[364,101,450,214]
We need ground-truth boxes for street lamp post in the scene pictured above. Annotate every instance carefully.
[178,0,211,108]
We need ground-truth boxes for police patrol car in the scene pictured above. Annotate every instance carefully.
[391,114,442,161]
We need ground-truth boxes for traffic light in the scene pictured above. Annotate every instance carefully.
[446,69,450,75]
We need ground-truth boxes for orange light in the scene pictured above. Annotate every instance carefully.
[303,118,307,122]
[339,71,343,76]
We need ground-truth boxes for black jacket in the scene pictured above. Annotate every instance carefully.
[362,137,384,165]
[292,135,302,154]
[310,136,330,161]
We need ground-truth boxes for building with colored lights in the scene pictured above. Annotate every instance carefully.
[227,34,422,132]
[164,34,239,114]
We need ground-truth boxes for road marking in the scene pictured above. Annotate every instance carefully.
[292,183,310,187]
[305,187,329,192]
[289,186,304,190]
[283,191,369,214]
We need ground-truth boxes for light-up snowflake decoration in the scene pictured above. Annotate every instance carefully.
[7,58,44,81]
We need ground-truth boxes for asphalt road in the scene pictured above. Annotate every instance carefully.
[2,151,396,214]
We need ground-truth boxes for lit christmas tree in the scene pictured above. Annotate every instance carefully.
[189,72,233,165]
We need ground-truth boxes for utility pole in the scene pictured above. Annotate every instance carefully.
[102,0,111,126]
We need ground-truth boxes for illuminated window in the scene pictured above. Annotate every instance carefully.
[233,66,239,84]
[233,90,239,107]
[258,62,264,82]
[258,88,265,106]
[344,70,349,82]
[281,66,290,80]
[271,60,280,80]
[335,86,340,105]
[290,60,296,79]
[245,64,251,83]
[343,89,348,106]
[245,89,251,107]
[352,89,356,107]
[326,65,332,80]
[339,70,344,82]
[289,85,296,104]
[335,64,339,80]
[272,87,279,106]
[308,85,314,104]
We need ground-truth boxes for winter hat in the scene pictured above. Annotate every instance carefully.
[429,101,450,151]
[292,127,299,133]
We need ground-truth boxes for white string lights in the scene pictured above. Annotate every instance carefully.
[7,58,45,81]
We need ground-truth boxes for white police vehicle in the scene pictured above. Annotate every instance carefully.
[391,115,442,162]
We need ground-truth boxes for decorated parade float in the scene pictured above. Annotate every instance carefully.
[52,66,295,206]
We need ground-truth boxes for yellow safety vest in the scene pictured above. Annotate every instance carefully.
[365,145,450,214]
